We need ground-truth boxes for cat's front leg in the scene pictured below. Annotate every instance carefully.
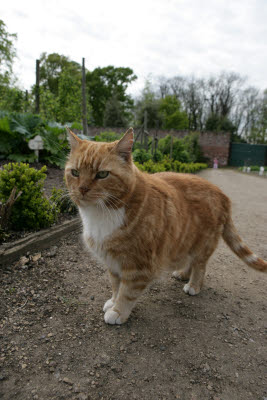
[104,274,150,325]
[103,271,121,312]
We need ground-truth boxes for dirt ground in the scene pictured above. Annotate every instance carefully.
[0,169,266,400]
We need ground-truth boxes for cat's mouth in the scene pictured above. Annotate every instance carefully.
[70,191,103,206]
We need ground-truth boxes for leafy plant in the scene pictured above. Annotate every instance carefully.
[134,157,207,174]
[70,121,83,131]
[158,133,204,163]
[0,163,58,230]
[94,131,122,142]
[0,111,43,162]
[40,125,69,168]
[50,187,77,215]
[132,149,152,164]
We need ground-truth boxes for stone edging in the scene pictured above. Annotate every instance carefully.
[0,218,81,267]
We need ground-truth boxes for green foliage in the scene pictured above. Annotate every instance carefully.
[57,66,83,123]
[0,84,26,112]
[0,110,71,167]
[39,86,59,121]
[135,157,207,174]
[250,165,260,171]
[50,187,77,215]
[0,163,58,230]
[133,149,152,164]
[205,114,237,134]
[40,124,69,168]
[159,96,189,130]
[39,52,81,97]
[86,66,137,126]
[70,121,83,131]
[0,19,17,77]
[135,80,162,128]
[152,149,163,162]
[94,131,122,142]
[0,112,43,161]
[103,92,127,127]
[158,133,204,163]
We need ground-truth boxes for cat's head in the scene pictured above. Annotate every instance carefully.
[65,128,135,208]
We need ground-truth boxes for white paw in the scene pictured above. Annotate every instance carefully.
[172,271,183,280]
[183,283,196,296]
[104,309,122,325]
[103,298,114,312]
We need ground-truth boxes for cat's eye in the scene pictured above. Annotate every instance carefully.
[95,171,109,179]
[71,169,79,177]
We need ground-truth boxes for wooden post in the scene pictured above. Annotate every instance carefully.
[170,131,173,159]
[144,110,148,151]
[82,58,88,136]
[35,60,40,114]
[25,90,28,113]
[155,120,159,152]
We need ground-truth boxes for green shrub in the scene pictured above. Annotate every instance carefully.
[70,121,83,131]
[0,112,44,162]
[157,133,204,163]
[40,125,69,168]
[134,157,207,174]
[238,166,267,172]
[95,131,122,142]
[250,166,260,171]
[133,149,152,164]
[0,163,59,230]
[152,150,163,162]
[50,187,77,215]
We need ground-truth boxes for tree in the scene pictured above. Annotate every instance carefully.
[205,114,236,134]
[57,67,82,123]
[37,53,83,122]
[0,19,17,80]
[86,66,137,126]
[135,79,162,128]
[244,89,267,144]
[39,52,81,97]
[103,91,126,127]
[159,95,188,130]
[0,20,27,113]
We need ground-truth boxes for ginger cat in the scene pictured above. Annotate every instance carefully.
[65,128,267,325]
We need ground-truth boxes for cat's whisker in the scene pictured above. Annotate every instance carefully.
[106,193,127,207]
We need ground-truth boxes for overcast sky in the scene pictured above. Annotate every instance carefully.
[1,0,267,96]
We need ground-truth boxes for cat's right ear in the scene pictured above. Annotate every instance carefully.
[66,127,82,151]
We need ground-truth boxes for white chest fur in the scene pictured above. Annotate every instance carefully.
[79,204,125,276]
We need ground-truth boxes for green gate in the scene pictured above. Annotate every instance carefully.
[229,143,267,166]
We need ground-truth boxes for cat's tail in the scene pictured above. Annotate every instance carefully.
[223,217,267,272]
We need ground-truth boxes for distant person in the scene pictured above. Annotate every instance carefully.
[213,158,218,169]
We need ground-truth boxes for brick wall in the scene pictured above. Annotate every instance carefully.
[86,126,231,167]
[198,132,231,167]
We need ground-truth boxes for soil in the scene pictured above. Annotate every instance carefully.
[0,169,266,400]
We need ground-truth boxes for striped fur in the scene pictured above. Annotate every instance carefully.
[223,218,267,272]
[65,128,267,325]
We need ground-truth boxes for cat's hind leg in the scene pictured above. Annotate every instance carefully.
[183,259,206,296]
[172,256,192,281]
[183,236,219,296]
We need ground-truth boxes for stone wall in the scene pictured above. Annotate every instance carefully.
[86,126,231,167]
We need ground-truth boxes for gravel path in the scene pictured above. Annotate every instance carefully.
[0,169,266,400]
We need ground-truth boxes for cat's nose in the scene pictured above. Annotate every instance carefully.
[79,185,90,196]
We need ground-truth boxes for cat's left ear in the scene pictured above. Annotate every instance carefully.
[115,128,134,161]
[66,127,82,151]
